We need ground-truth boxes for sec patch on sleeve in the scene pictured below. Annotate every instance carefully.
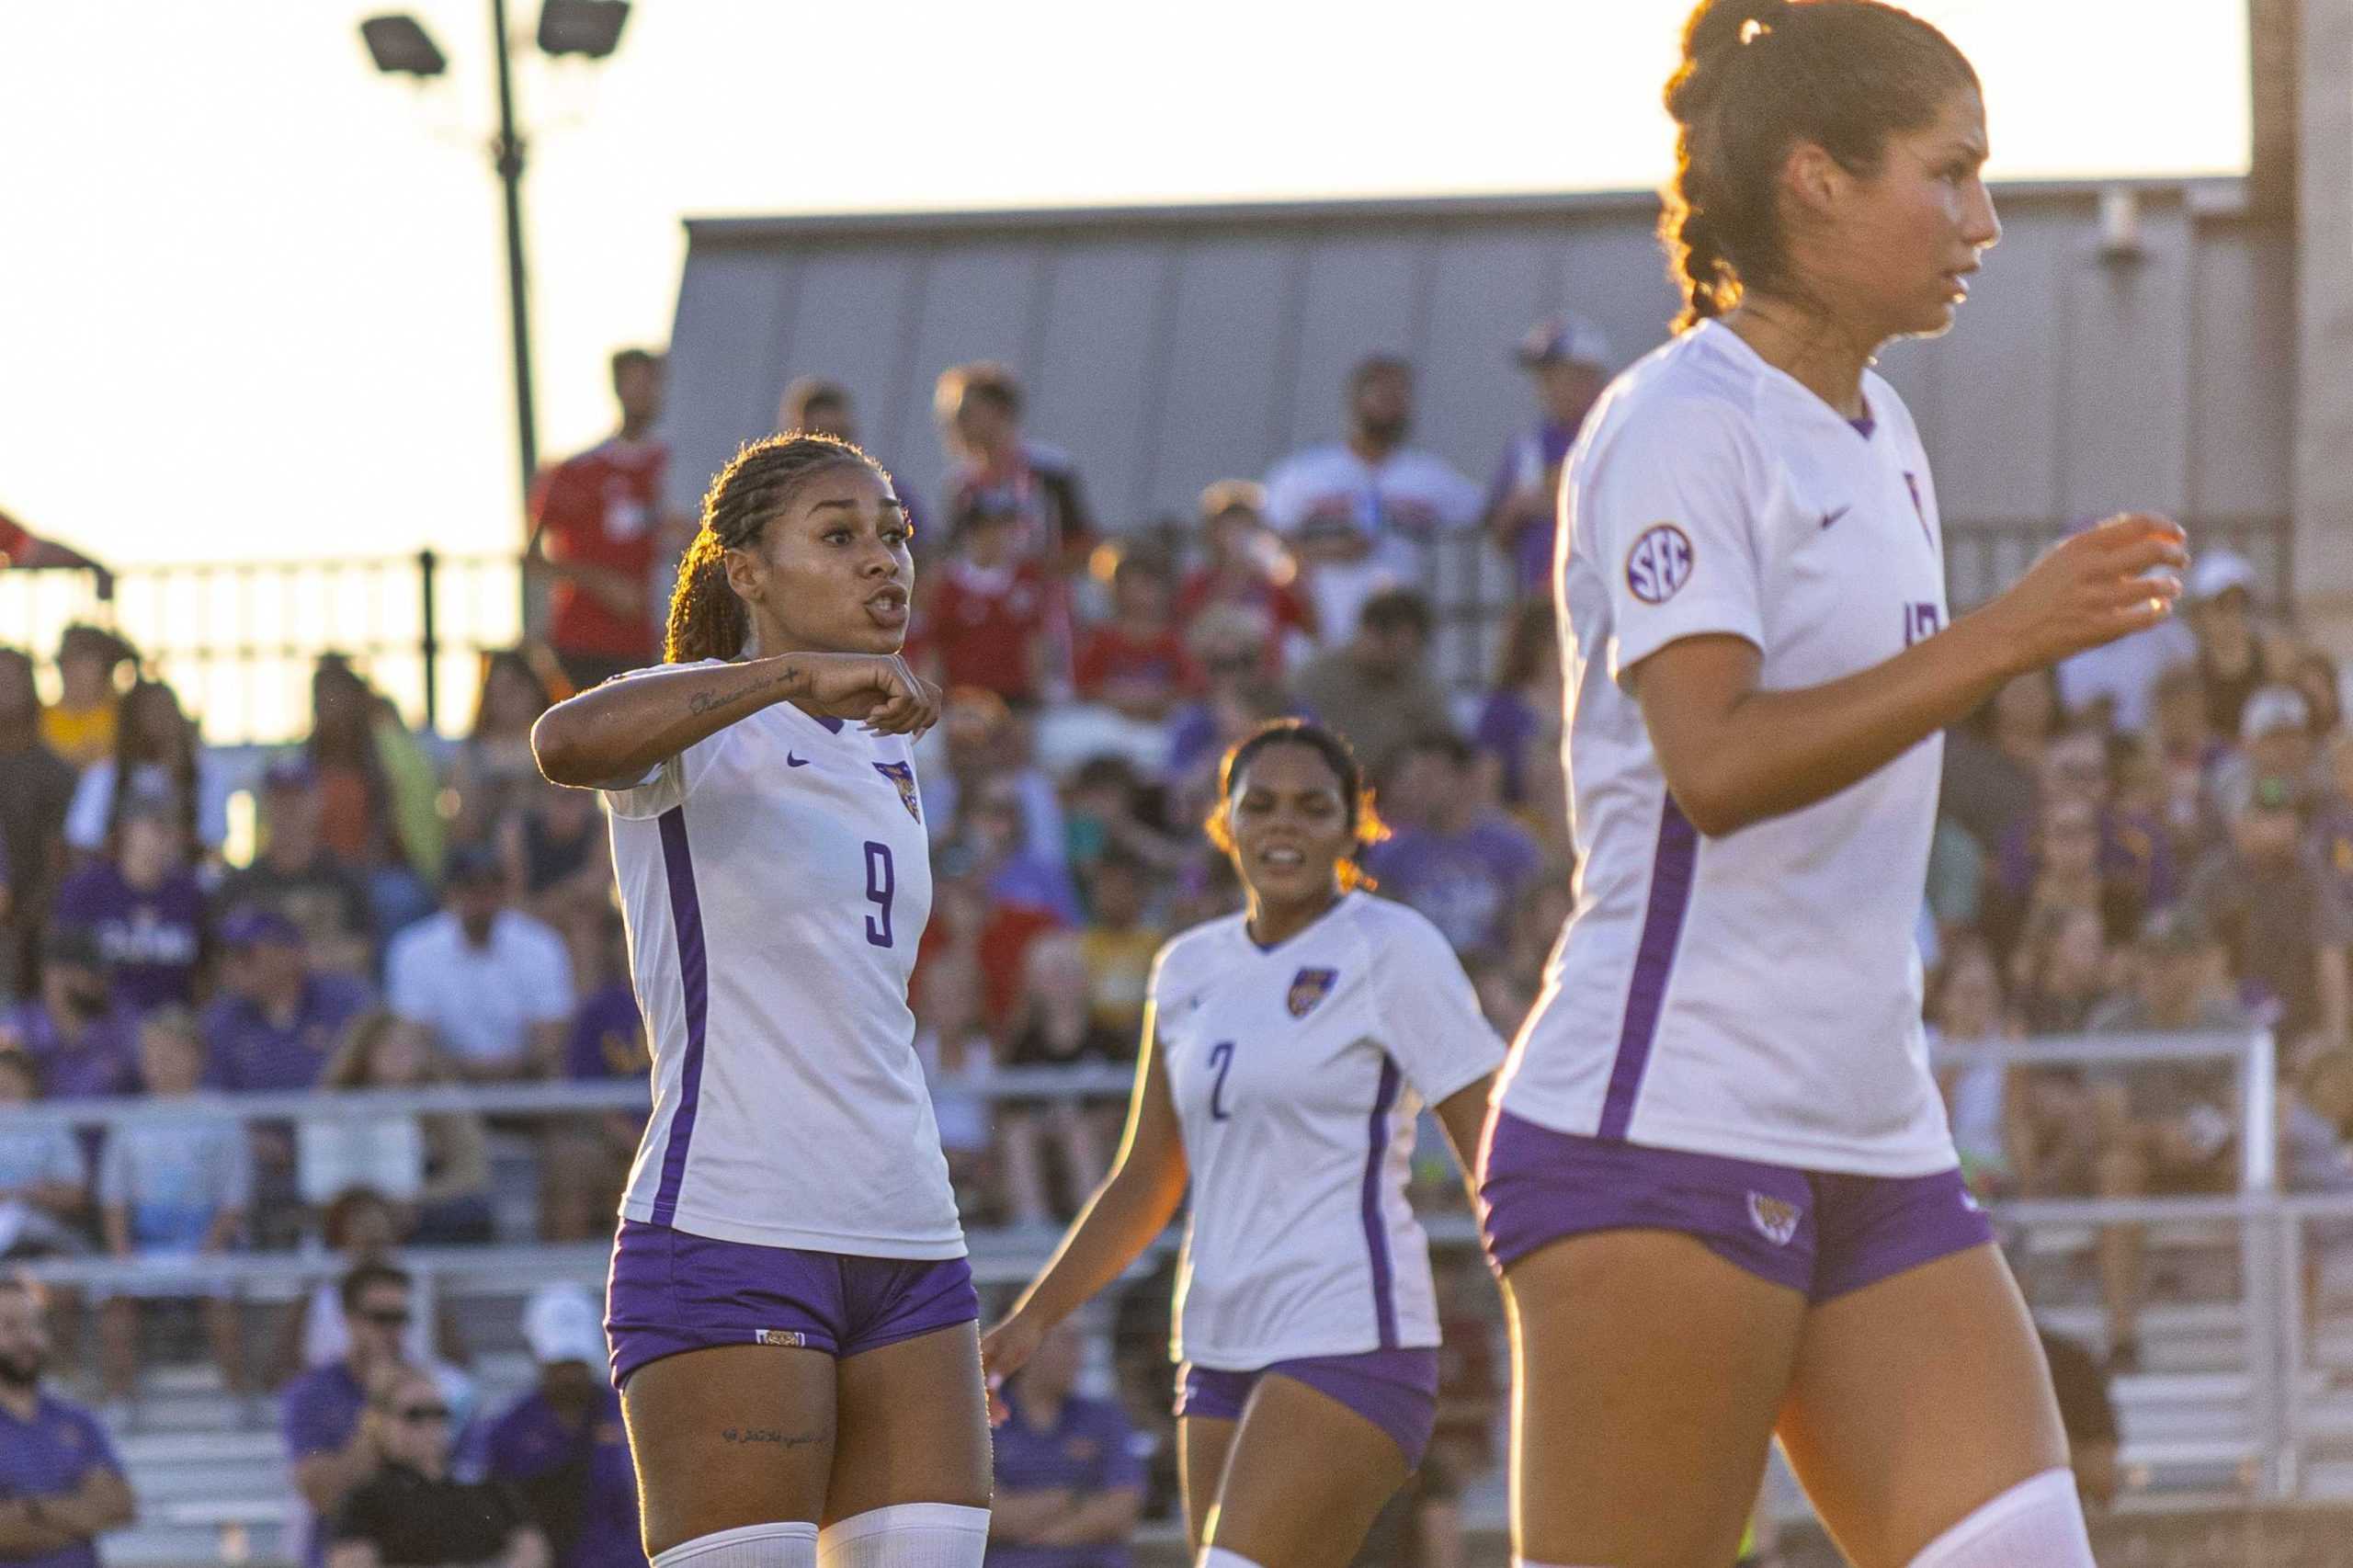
[1625,523,1695,605]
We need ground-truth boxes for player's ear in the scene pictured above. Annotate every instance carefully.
[722,544,764,607]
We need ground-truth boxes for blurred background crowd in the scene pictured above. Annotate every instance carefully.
[3,314,2347,1565]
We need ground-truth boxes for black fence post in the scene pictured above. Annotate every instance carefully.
[418,548,440,733]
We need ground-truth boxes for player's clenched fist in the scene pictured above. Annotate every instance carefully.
[793,651,942,737]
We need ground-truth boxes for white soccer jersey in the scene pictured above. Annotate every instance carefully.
[1153,892,1505,1368]
[1499,320,1958,1176]
[601,662,961,1257]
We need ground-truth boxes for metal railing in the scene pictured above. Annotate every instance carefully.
[2,512,2294,745]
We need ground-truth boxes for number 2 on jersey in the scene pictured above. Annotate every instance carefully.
[1207,1040,1236,1120]
[863,842,894,949]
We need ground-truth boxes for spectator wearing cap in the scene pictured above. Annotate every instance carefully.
[217,760,378,979]
[0,929,137,1103]
[935,362,1099,579]
[2188,774,2352,1062]
[984,1319,1142,1568]
[477,1286,642,1568]
[384,847,572,1084]
[1175,483,1317,676]
[0,1275,136,1568]
[327,1361,544,1568]
[1484,313,1613,597]
[38,626,131,771]
[526,349,672,691]
[0,649,77,1005]
[50,784,208,1016]
[2185,548,2276,738]
[2215,683,2322,822]
[1290,589,1456,782]
[2086,907,2251,1371]
[203,909,373,1094]
[1263,357,1483,647]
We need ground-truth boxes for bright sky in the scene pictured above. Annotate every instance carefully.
[0,0,2250,578]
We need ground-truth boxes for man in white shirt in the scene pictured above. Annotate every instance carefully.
[1262,358,1483,643]
[385,846,574,1083]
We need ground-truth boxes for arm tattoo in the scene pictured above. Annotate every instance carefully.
[686,666,795,718]
[719,1426,825,1449]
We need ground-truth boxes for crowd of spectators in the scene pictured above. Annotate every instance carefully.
[6,319,2353,1562]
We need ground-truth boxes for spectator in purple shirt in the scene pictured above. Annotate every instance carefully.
[0,928,138,1103]
[478,1286,643,1568]
[1483,313,1612,597]
[0,1277,134,1568]
[204,908,374,1094]
[985,1319,1142,1568]
[284,1263,418,1568]
[1365,734,1546,962]
[51,784,208,1015]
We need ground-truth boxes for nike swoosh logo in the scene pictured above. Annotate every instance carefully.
[786,754,810,767]
[1820,506,1850,530]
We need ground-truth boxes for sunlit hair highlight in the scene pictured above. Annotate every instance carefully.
[1205,719,1388,893]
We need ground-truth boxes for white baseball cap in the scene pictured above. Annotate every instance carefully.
[2187,548,2257,605]
[2240,683,2312,743]
[521,1282,607,1368]
[1516,312,1613,370]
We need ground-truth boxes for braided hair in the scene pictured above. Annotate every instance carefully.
[1205,719,1389,893]
[664,433,895,664]
[1661,0,1977,330]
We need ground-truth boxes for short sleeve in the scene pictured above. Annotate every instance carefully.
[384,929,434,1024]
[1259,453,1320,535]
[73,1407,124,1481]
[1574,394,1767,686]
[597,661,740,822]
[1368,908,1506,1106]
[524,926,576,1024]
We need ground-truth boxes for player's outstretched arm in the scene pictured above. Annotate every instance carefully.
[530,652,939,789]
[981,1020,1189,1393]
[1635,513,2186,837]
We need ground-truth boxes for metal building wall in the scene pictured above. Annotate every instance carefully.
[664,182,2290,555]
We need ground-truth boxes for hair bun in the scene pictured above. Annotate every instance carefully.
[1682,0,1792,64]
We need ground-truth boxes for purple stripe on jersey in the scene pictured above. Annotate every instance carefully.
[1597,797,1699,1141]
[1360,1057,1403,1351]
[649,808,710,1227]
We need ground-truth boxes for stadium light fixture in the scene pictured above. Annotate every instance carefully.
[359,15,449,78]
[537,1,630,59]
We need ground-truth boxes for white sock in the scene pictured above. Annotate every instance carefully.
[815,1504,989,1568]
[1198,1550,1268,1568]
[1906,1468,2095,1567]
[654,1521,818,1568]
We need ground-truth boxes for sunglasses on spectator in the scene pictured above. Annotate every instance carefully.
[392,1403,450,1425]
[359,1308,413,1328]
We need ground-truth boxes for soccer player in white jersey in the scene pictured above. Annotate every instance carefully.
[1482,6,2192,1567]
[983,721,1503,1568]
[530,434,989,1568]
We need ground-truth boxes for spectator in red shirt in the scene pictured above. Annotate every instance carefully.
[1176,481,1316,676]
[526,348,671,689]
[915,503,1053,706]
[933,362,1098,578]
[1074,551,1201,722]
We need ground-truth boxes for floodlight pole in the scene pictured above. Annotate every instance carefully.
[491,0,540,506]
